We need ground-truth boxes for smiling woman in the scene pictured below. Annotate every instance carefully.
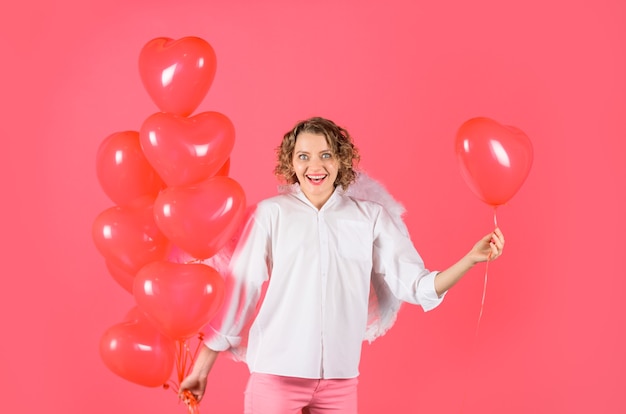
[177,116,505,413]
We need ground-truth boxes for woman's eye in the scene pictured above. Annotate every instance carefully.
[298,154,308,160]
[321,153,332,159]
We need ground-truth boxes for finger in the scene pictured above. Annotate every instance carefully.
[180,389,194,402]
[494,228,505,244]
[490,241,499,259]
[483,232,494,243]
[491,235,503,250]
[491,231,505,248]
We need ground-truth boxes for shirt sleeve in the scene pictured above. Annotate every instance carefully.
[204,206,272,351]
[372,206,445,311]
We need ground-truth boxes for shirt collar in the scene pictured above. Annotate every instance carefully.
[279,183,342,211]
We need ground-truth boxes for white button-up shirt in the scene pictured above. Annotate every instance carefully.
[205,187,444,379]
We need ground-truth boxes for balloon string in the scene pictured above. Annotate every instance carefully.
[170,333,205,413]
[460,255,491,413]
[165,382,201,414]
[181,390,200,414]
[460,209,497,413]
[476,254,490,338]
[176,340,187,383]
[475,206,497,330]
[185,332,205,378]
[493,206,498,228]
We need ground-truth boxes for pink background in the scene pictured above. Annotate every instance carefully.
[2,0,625,413]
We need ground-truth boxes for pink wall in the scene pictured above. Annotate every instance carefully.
[1,0,625,412]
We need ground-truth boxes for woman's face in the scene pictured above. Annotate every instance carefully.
[292,132,339,209]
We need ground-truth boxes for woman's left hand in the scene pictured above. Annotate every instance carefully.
[469,228,505,263]
[434,228,506,295]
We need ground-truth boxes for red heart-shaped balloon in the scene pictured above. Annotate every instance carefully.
[133,261,225,340]
[96,131,165,206]
[99,307,176,387]
[92,196,169,274]
[153,176,247,260]
[455,117,533,206]
[105,260,135,294]
[140,111,235,187]
[138,37,217,116]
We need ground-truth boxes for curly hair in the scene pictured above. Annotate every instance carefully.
[274,117,360,190]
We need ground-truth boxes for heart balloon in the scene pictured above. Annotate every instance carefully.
[153,176,247,260]
[140,111,235,187]
[455,117,533,206]
[92,196,170,274]
[215,158,231,176]
[138,37,217,116]
[133,261,225,340]
[99,307,176,387]
[96,131,165,206]
[105,260,135,294]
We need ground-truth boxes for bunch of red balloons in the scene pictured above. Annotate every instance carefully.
[93,37,247,390]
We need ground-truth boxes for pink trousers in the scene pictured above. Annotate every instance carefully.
[244,373,359,414]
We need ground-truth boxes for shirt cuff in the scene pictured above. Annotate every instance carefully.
[203,325,242,351]
[417,271,446,311]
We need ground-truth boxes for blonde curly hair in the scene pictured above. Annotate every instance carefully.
[274,117,360,190]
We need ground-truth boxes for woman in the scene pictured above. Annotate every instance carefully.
[180,117,505,413]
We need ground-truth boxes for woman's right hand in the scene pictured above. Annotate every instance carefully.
[178,346,220,403]
[179,371,208,403]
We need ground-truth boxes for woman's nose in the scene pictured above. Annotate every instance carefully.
[310,156,323,167]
